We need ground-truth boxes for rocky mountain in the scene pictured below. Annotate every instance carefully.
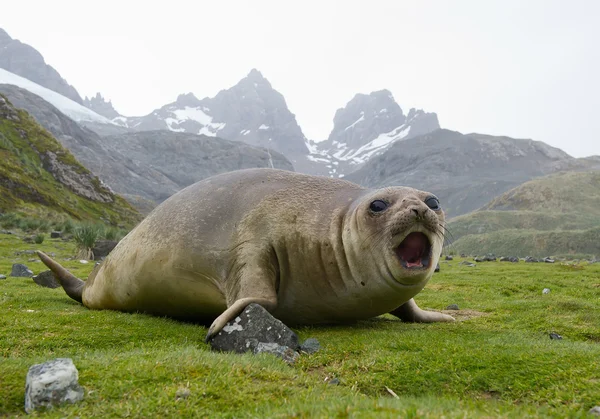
[0,83,293,213]
[116,69,309,158]
[345,129,599,218]
[83,92,121,119]
[448,171,600,258]
[296,90,440,177]
[0,93,140,226]
[0,68,123,132]
[96,130,293,208]
[0,28,83,104]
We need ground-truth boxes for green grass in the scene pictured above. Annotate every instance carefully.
[1,232,599,417]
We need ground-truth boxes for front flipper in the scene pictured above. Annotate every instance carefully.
[205,244,279,342]
[390,298,455,323]
[205,296,276,342]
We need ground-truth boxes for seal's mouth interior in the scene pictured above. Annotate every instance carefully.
[395,232,432,269]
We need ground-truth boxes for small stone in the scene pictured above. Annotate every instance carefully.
[543,257,555,263]
[1,229,13,234]
[175,388,191,400]
[446,304,460,310]
[328,378,340,385]
[300,338,321,354]
[254,342,299,364]
[542,288,551,294]
[589,406,600,416]
[50,231,62,239]
[79,260,89,264]
[24,358,84,413]
[445,255,453,261]
[10,263,33,277]
[33,271,60,289]
[15,250,35,256]
[0,274,6,280]
[549,332,563,340]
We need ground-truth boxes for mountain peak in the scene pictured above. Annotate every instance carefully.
[82,91,121,119]
[246,68,265,80]
[0,28,84,104]
[0,28,11,44]
[175,92,200,105]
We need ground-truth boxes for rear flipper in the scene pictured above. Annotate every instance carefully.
[390,298,455,323]
[36,251,85,304]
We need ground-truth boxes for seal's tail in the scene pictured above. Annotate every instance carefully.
[36,251,84,303]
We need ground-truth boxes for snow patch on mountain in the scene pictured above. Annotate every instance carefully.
[0,68,115,125]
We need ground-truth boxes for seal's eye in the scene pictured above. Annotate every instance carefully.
[424,196,441,210]
[369,200,388,213]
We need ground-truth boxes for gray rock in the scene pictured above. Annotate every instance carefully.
[549,332,563,340]
[0,274,6,280]
[208,303,300,354]
[446,304,460,310]
[459,261,476,267]
[15,250,35,256]
[24,358,84,413]
[525,256,539,263]
[33,270,60,289]
[50,231,62,239]
[543,257,555,263]
[542,288,551,295]
[328,378,340,385]
[253,342,299,364]
[175,387,191,400]
[92,240,118,260]
[1,229,13,234]
[589,406,600,416]
[299,338,321,354]
[10,263,33,277]
[445,255,454,261]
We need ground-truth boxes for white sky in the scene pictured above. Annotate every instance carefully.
[1,0,599,157]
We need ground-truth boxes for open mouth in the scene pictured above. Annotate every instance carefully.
[394,232,432,269]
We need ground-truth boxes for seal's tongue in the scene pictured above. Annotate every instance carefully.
[396,232,428,268]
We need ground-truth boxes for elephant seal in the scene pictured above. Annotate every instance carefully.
[37,168,454,341]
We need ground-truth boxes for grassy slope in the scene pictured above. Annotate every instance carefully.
[448,171,600,257]
[0,95,140,227]
[1,233,599,417]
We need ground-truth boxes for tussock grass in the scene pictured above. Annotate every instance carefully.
[72,223,102,260]
[0,232,599,417]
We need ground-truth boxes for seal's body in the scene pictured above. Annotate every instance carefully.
[38,168,454,339]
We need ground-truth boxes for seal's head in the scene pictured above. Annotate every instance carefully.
[347,187,445,288]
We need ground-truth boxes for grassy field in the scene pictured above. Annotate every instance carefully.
[1,231,599,418]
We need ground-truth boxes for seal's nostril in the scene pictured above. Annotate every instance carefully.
[412,208,420,217]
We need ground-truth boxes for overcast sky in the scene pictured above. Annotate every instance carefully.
[2,0,599,157]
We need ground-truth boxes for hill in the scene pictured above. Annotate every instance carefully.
[0,84,294,213]
[346,129,599,218]
[448,171,600,258]
[0,94,140,226]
